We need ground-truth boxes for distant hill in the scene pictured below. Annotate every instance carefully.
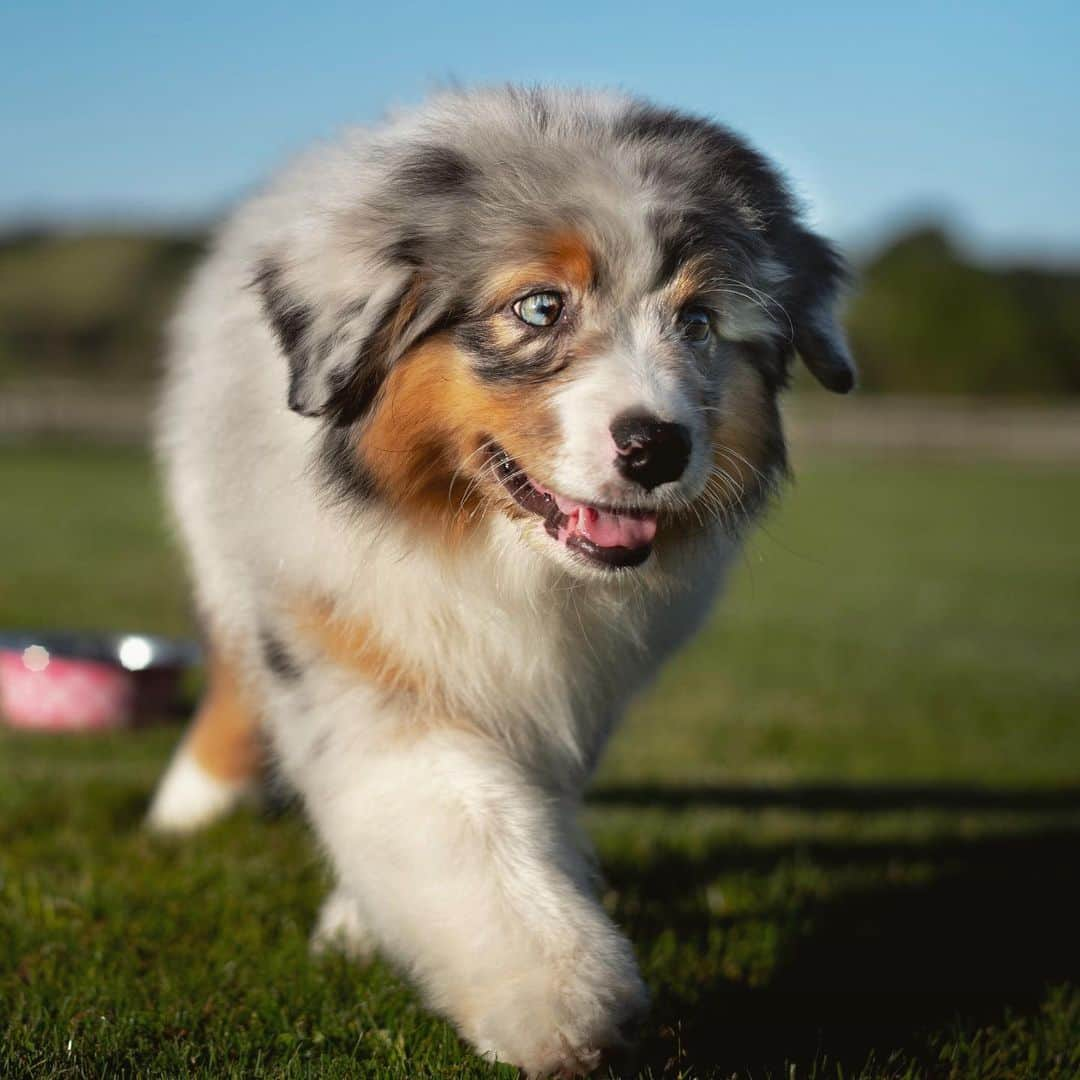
[1,223,1078,395]
[0,228,205,385]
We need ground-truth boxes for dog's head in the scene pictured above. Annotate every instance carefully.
[254,88,854,576]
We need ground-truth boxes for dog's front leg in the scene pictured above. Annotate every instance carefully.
[300,724,647,1076]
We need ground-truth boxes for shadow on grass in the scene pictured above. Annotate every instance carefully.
[603,823,1080,1076]
[101,778,1080,1075]
[590,781,1080,812]
[236,781,1077,1073]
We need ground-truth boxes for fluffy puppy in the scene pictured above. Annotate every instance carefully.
[148,86,855,1076]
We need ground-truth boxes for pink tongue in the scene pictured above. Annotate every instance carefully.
[554,495,658,549]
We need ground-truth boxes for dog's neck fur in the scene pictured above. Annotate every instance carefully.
[285,499,736,786]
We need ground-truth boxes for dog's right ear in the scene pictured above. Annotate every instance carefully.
[780,228,857,394]
[253,257,436,424]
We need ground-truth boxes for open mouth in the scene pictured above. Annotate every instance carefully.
[483,442,658,569]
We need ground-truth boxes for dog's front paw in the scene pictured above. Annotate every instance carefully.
[465,942,648,1077]
[310,886,377,963]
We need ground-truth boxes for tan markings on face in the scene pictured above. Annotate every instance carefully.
[544,228,596,292]
[487,316,526,352]
[480,228,596,311]
[708,360,782,508]
[663,255,715,311]
[357,332,562,539]
[653,358,782,551]
[292,596,423,699]
[187,648,263,783]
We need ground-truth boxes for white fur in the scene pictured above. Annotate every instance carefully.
[310,885,377,961]
[548,307,711,508]
[146,746,254,834]
[152,92,759,1076]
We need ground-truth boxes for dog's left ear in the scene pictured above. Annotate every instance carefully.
[253,256,443,425]
[780,227,857,394]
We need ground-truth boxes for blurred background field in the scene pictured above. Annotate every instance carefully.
[2,3,1079,1077]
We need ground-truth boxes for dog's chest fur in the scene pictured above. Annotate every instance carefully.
[266,502,734,785]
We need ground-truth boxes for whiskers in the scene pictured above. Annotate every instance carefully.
[674,442,781,538]
[701,273,795,345]
[445,442,498,525]
[439,430,779,559]
[445,442,529,532]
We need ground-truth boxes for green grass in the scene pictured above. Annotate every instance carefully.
[2,444,1079,1078]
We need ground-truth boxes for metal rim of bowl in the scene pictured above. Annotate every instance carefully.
[0,630,202,672]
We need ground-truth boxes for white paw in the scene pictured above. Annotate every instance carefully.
[310,887,377,962]
[465,939,648,1077]
[145,747,253,834]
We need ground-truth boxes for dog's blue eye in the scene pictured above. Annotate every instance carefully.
[514,292,563,327]
[680,307,711,343]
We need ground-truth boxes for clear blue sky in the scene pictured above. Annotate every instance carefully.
[3,1,1077,260]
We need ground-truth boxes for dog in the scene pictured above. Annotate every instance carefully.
[147,85,855,1076]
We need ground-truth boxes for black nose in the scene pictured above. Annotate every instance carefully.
[610,412,692,491]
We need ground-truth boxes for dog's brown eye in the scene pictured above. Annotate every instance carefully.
[680,307,711,343]
[514,292,563,327]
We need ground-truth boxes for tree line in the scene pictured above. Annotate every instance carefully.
[2,223,1077,396]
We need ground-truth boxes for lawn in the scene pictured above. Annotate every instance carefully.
[1,444,1079,1078]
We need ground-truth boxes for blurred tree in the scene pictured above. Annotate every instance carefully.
[846,225,1080,395]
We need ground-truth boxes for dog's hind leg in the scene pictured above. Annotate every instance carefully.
[146,648,262,834]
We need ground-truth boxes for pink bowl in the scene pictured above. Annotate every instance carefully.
[0,648,132,731]
[0,632,200,733]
